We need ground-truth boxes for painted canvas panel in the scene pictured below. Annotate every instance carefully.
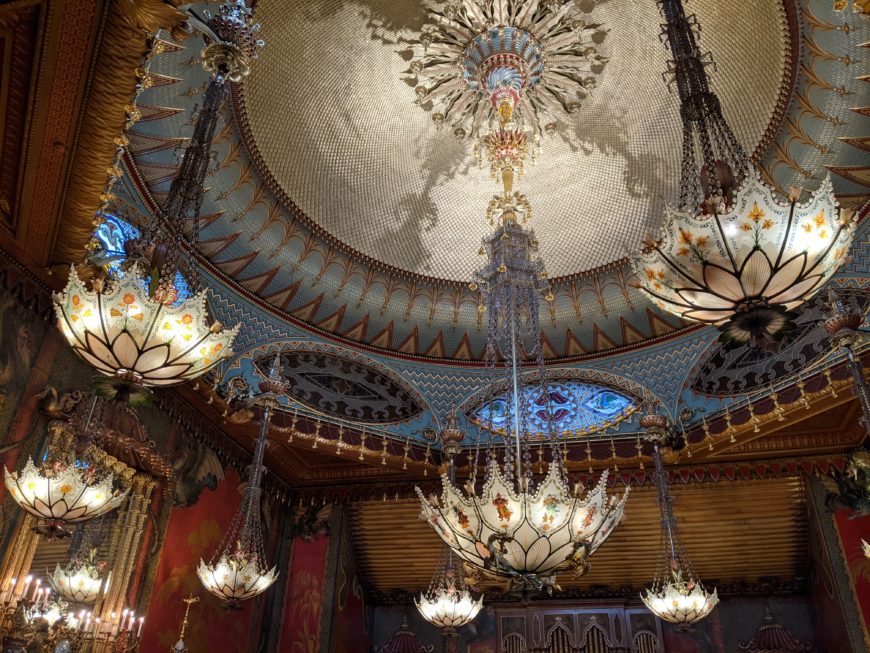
[279,536,329,653]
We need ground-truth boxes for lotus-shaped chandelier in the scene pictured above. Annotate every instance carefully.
[199,357,284,608]
[642,575,719,629]
[630,0,855,348]
[416,547,482,635]
[632,172,853,347]
[419,460,625,590]
[640,415,717,628]
[49,558,107,605]
[197,547,278,609]
[412,132,625,594]
[4,458,127,539]
[409,0,608,152]
[57,0,264,389]
[410,0,625,593]
[55,264,238,388]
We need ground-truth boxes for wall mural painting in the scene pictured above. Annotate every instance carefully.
[254,351,423,423]
[141,469,251,653]
[809,495,854,653]
[279,536,329,653]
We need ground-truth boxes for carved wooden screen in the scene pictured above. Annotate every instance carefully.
[497,604,663,653]
[503,633,528,653]
[544,623,576,653]
[580,624,610,653]
[632,631,658,653]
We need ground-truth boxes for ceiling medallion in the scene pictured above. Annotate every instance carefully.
[631,0,855,349]
[410,0,608,158]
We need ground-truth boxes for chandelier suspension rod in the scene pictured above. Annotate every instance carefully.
[843,343,870,431]
[510,314,523,485]
[828,291,870,431]
[246,405,271,503]
[652,443,678,563]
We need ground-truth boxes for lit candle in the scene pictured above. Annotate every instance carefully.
[127,612,135,631]
[137,617,144,638]
[93,617,101,636]
[42,587,51,609]
[21,575,32,600]
[31,578,41,602]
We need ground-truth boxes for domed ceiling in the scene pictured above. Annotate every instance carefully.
[241,0,788,281]
[120,0,867,366]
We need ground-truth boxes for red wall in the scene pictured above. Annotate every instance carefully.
[330,521,371,653]
[278,536,329,652]
[140,469,252,653]
[834,509,870,639]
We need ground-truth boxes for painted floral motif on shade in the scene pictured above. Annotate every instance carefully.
[470,382,637,437]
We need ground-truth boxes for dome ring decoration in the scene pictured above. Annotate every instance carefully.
[631,171,855,348]
[253,349,425,424]
[418,460,627,592]
[54,264,239,388]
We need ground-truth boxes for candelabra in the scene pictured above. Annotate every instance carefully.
[0,574,144,652]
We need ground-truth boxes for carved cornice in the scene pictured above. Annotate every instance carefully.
[49,1,187,269]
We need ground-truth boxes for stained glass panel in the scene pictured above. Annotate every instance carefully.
[92,214,192,304]
[470,382,637,437]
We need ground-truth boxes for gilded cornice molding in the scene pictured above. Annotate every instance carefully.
[50,0,187,269]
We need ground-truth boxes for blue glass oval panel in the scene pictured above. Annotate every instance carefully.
[470,381,637,437]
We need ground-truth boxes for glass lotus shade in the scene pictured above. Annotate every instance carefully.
[49,562,107,604]
[416,586,483,634]
[642,573,719,629]
[4,459,127,537]
[418,459,627,586]
[632,172,854,346]
[54,264,238,387]
[197,547,278,608]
